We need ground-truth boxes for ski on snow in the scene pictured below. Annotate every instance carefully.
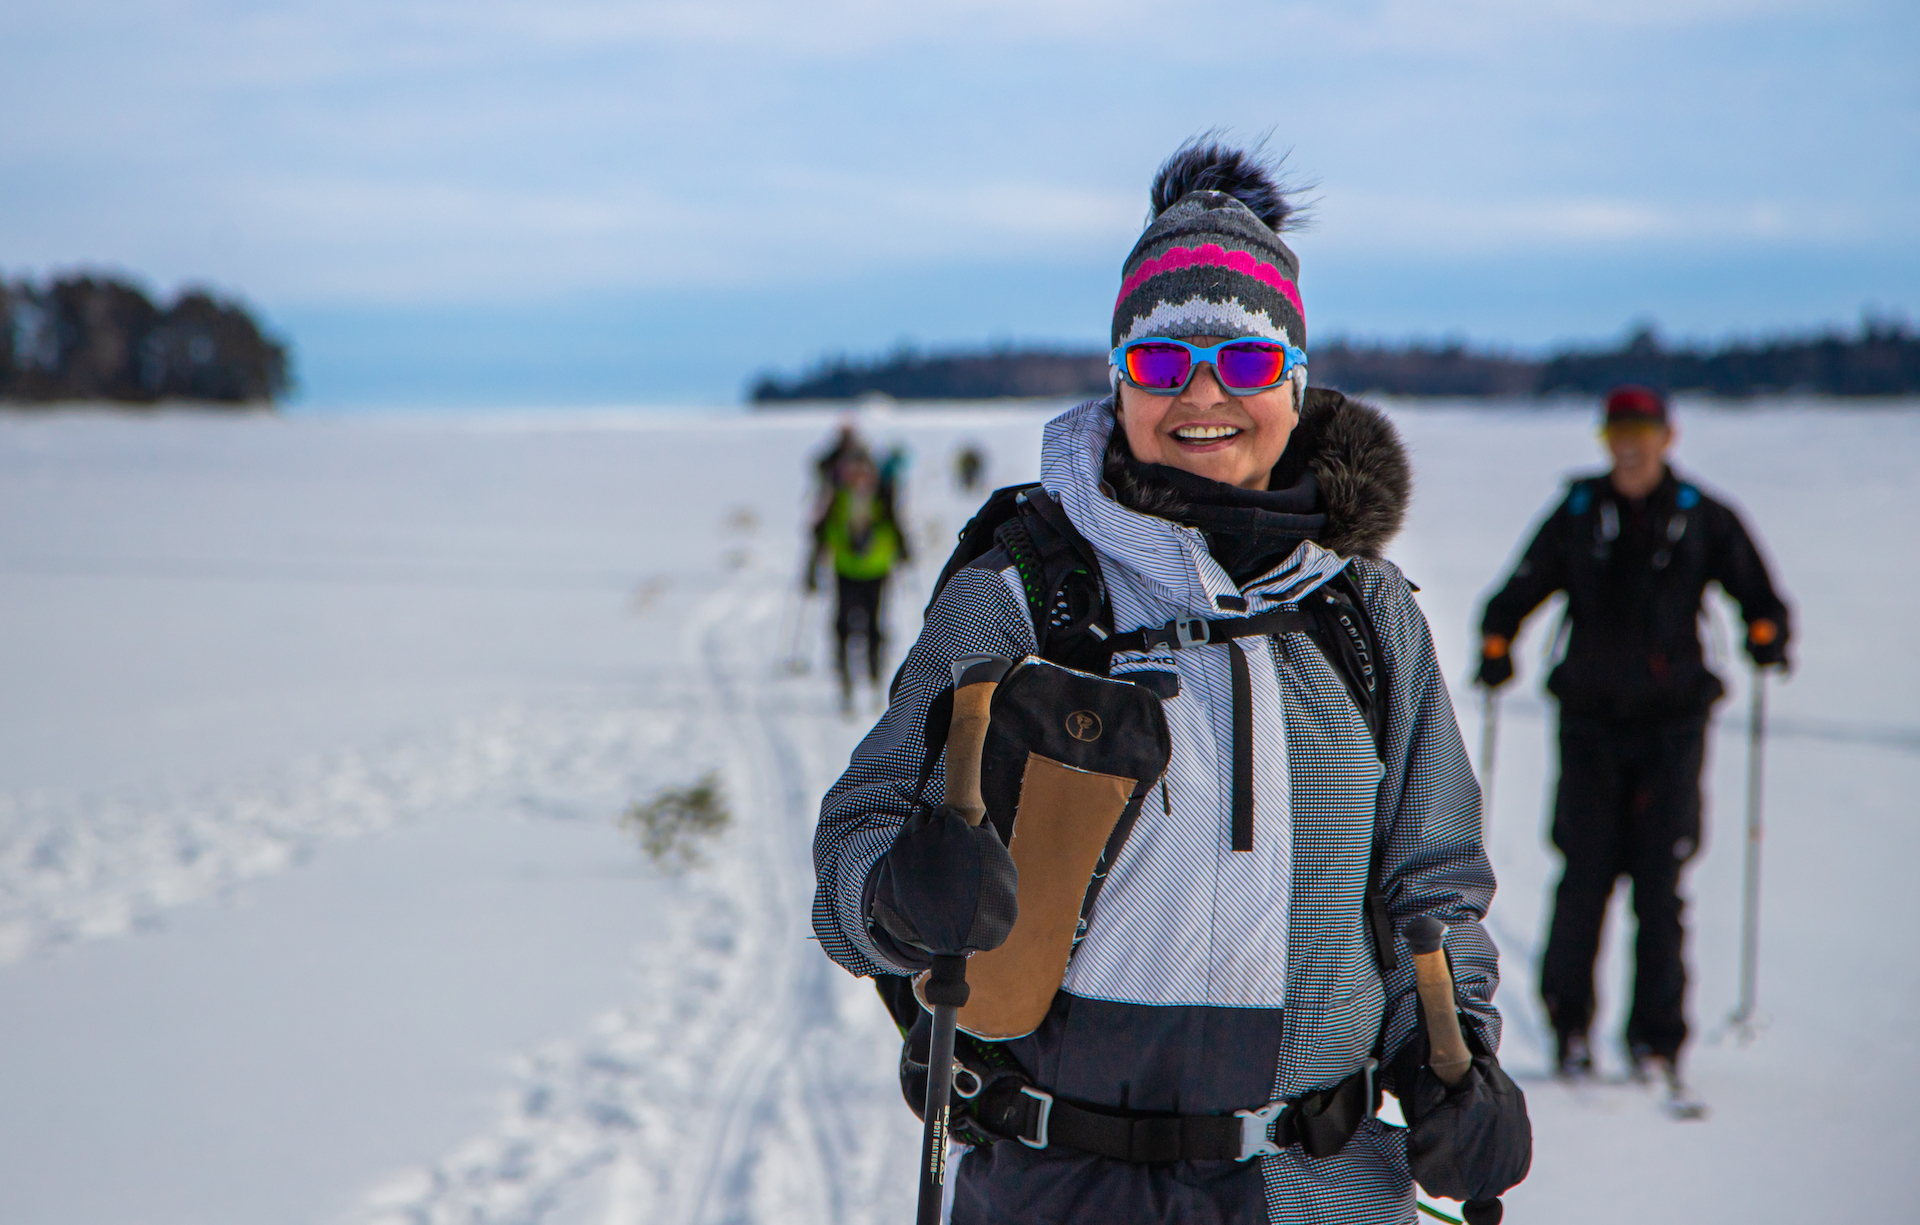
[1551,1066,1709,1122]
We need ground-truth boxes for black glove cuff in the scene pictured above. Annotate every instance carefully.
[860,854,931,971]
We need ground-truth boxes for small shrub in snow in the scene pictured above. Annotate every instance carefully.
[621,774,728,873]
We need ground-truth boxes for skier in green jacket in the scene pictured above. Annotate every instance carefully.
[808,445,910,714]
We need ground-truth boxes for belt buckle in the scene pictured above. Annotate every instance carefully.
[1018,1086,1054,1150]
[1233,1100,1286,1162]
[1173,615,1210,649]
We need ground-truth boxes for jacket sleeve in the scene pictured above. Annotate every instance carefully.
[1358,562,1503,1084]
[1703,495,1791,644]
[811,565,1036,978]
[1479,492,1573,642]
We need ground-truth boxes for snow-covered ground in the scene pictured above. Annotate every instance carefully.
[0,400,1914,1224]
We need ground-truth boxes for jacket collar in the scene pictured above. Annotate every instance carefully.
[1040,397,1359,618]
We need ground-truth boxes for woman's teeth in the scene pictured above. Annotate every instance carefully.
[1173,424,1241,441]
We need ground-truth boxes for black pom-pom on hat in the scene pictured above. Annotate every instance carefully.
[1148,137,1300,234]
[1112,137,1310,352]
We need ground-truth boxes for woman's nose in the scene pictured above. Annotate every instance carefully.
[1181,361,1229,403]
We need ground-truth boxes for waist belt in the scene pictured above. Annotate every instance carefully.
[969,1058,1377,1164]
[1106,610,1309,852]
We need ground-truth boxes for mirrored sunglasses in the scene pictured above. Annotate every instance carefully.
[1110,337,1306,397]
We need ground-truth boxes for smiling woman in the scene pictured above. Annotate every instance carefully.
[812,140,1531,1225]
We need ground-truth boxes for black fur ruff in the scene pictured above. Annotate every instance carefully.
[1103,388,1410,560]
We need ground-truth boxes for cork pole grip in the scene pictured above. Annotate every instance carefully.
[1402,916,1473,1087]
[944,681,996,826]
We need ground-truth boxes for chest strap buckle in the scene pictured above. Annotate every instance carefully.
[1140,615,1212,651]
[1174,615,1212,649]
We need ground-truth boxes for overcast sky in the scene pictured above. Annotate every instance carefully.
[4,0,1915,407]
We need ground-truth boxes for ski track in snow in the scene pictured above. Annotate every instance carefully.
[348,570,916,1225]
[0,695,701,967]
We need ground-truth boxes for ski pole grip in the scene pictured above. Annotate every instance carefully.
[1402,916,1474,1087]
[944,656,1012,826]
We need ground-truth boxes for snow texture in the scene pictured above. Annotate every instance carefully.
[0,401,1915,1225]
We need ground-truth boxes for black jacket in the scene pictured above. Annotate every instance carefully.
[1480,468,1789,719]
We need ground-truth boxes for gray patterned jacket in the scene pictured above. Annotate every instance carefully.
[812,395,1501,1224]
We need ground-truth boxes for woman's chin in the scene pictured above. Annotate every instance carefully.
[1159,446,1258,488]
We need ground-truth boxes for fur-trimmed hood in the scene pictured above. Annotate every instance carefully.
[1098,387,1410,560]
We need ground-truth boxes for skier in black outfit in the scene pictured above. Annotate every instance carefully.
[1476,385,1790,1086]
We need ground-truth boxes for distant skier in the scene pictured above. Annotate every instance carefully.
[880,443,911,492]
[813,141,1529,1222]
[812,419,865,509]
[953,443,986,493]
[1476,385,1791,1090]
[807,443,910,714]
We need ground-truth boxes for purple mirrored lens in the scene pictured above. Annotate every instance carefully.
[1216,343,1287,389]
[1124,343,1192,389]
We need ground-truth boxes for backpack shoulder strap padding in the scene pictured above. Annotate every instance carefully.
[1300,567,1385,754]
[926,484,1113,675]
[925,483,1039,615]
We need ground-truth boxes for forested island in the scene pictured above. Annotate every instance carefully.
[1,274,291,407]
[751,318,1920,404]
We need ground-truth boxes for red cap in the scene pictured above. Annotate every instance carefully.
[1604,385,1668,426]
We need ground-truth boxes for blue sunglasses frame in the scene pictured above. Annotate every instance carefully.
[1108,336,1308,396]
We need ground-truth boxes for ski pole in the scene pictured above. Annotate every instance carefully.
[1730,667,1769,1035]
[774,583,802,675]
[1403,916,1503,1225]
[785,585,815,676]
[1477,688,1500,830]
[916,654,1011,1225]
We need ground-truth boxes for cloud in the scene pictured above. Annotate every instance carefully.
[1307,192,1896,255]
[198,170,1141,302]
[1,0,1909,316]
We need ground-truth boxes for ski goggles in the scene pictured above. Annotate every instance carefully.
[1109,337,1307,396]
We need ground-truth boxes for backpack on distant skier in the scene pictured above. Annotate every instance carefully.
[874,484,1404,1127]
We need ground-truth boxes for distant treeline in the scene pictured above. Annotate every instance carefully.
[1,274,291,406]
[751,346,1109,403]
[751,319,1920,403]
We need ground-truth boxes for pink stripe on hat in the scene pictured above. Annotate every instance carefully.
[1114,243,1304,321]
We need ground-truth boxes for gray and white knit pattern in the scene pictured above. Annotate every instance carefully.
[811,398,1501,1225]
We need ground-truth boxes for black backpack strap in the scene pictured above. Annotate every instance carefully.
[1324,565,1397,978]
[1300,568,1385,757]
[925,483,1042,615]
[969,487,1111,675]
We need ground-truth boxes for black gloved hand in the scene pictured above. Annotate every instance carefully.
[1476,635,1514,689]
[1391,1033,1532,1204]
[867,804,1018,970]
[1746,618,1789,669]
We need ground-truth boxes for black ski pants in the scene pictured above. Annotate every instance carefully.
[1540,710,1708,1059]
[833,574,887,690]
